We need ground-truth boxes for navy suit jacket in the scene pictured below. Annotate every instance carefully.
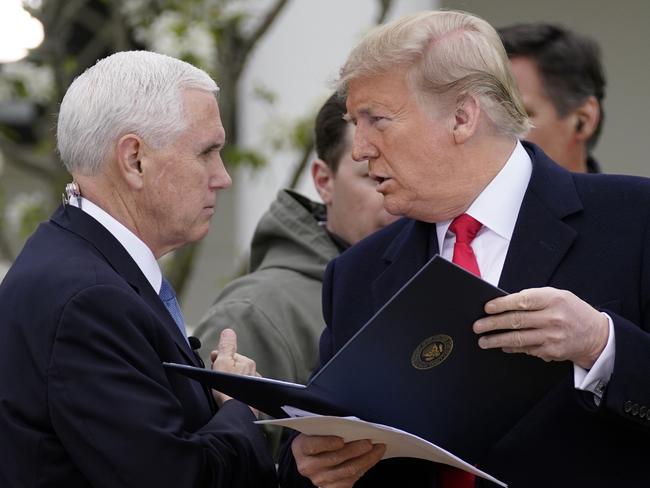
[280,143,650,487]
[0,205,276,487]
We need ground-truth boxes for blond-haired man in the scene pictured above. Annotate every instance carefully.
[279,10,650,488]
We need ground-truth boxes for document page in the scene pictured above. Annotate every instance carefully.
[257,407,507,487]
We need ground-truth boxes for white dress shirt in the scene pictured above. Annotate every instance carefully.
[69,197,163,294]
[435,141,614,399]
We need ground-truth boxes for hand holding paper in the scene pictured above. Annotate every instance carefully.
[258,408,507,487]
[290,432,385,488]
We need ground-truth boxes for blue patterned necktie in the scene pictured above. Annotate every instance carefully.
[159,277,188,343]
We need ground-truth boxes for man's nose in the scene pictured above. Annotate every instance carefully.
[210,156,232,190]
[351,128,379,162]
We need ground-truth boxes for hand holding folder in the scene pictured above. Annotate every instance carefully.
[164,255,569,485]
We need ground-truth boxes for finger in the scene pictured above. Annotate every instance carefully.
[216,328,237,357]
[478,329,545,350]
[294,434,346,457]
[294,437,372,483]
[232,353,256,375]
[212,389,232,407]
[210,349,218,363]
[484,288,553,315]
[316,439,374,463]
[312,443,386,487]
[357,443,385,472]
[474,309,529,334]
[502,346,543,359]
[232,352,251,363]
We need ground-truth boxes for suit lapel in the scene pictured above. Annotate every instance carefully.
[52,205,201,367]
[499,144,583,292]
[371,220,434,310]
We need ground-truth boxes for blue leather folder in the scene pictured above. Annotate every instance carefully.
[164,255,569,463]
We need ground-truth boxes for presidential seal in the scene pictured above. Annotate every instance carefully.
[411,334,453,370]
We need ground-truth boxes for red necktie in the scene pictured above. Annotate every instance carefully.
[439,213,482,488]
[449,214,482,277]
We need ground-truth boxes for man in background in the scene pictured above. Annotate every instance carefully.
[194,93,397,455]
[0,51,276,487]
[498,22,606,173]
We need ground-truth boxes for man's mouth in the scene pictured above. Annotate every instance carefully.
[375,176,392,188]
[371,174,390,184]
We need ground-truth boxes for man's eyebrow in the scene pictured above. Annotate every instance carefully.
[200,141,225,155]
[344,106,381,124]
[350,107,378,118]
[343,108,374,121]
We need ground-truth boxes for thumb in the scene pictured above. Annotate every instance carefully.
[217,328,237,358]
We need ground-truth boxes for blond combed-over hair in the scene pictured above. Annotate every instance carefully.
[338,10,530,138]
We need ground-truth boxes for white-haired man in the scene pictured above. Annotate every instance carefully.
[0,51,276,487]
[279,10,650,488]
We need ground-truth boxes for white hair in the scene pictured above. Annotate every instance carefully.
[57,51,219,175]
[338,10,530,138]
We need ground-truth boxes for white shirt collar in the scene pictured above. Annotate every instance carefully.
[70,197,162,293]
[436,140,532,246]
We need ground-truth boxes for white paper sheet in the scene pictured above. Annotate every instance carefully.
[257,407,507,487]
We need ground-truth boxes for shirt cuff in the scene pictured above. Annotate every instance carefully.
[574,313,615,402]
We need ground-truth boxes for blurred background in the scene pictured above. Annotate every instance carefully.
[1,0,648,327]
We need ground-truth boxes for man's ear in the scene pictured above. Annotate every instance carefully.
[572,95,600,143]
[311,159,335,205]
[452,93,480,144]
[115,134,145,190]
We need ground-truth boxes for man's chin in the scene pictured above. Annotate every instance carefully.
[187,225,211,245]
[383,199,404,217]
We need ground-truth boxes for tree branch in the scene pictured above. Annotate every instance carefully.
[0,134,59,181]
[166,240,203,301]
[245,0,289,52]
[375,0,394,24]
[288,138,315,190]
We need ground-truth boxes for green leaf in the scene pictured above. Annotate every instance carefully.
[253,83,277,105]
[223,146,267,169]
[291,117,314,150]
[19,202,48,240]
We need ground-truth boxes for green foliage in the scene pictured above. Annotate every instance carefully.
[223,146,267,169]
[63,56,78,77]
[0,0,395,291]
[253,83,277,105]
[291,116,314,150]
[0,0,294,293]
[17,199,48,240]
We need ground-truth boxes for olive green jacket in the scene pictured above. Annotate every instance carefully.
[194,189,342,456]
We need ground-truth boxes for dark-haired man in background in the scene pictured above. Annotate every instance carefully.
[498,22,606,173]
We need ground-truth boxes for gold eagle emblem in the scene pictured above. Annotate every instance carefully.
[411,334,453,370]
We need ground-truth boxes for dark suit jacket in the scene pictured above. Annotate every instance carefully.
[0,205,276,487]
[279,143,650,487]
